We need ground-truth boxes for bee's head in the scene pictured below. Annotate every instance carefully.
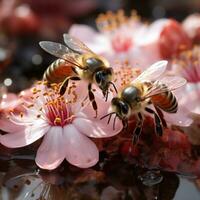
[94,67,113,94]
[111,97,131,120]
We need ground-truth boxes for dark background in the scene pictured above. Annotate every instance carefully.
[0,0,199,93]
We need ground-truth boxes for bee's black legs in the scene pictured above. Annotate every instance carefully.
[154,106,167,128]
[133,112,143,144]
[59,76,81,96]
[122,119,128,130]
[145,107,163,136]
[88,83,98,118]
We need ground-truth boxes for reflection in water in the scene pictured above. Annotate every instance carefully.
[0,154,199,200]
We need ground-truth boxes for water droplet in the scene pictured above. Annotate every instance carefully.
[138,170,163,186]
[4,78,12,86]
[32,54,42,65]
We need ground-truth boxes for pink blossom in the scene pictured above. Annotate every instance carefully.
[182,13,200,43]
[171,46,200,83]
[171,48,200,143]
[0,92,27,133]
[178,83,200,116]
[69,10,161,69]
[112,61,192,127]
[158,19,192,59]
[0,81,122,170]
[69,11,191,69]
[170,83,200,145]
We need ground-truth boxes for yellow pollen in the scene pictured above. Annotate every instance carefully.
[27,104,34,108]
[20,112,24,118]
[37,81,42,85]
[72,90,77,103]
[96,9,141,33]
[51,83,58,87]
[54,117,61,124]
[43,80,48,85]
[43,92,48,96]
[9,109,14,113]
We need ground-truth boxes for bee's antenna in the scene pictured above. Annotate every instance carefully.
[109,81,118,94]
[105,90,109,102]
[122,119,128,130]
[113,114,118,130]
[100,112,115,120]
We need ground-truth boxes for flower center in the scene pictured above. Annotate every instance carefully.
[111,34,133,53]
[18,81,78,127]
[96,10,140,53]
[172,46,200,83]
[113,61,141,88]
[45,97,74,127]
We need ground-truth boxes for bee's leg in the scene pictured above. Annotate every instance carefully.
[122,119,128,130]
[88,83,98,118]
[154,106,167,128]
[59,76,81,96]
[132,112,144,144]
[145,107,163,136]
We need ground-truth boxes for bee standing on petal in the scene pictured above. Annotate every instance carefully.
[39,34,117,117]
[101,60,187,144]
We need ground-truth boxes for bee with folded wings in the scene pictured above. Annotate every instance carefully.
[101,61,187,143]
[39,34,117,117]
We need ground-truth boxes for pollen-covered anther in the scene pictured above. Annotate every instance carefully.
[37,114,41,118]
[32,87,38,94]
[8,109,14,114]
[20,112,24,118]
[37,80,42,85]
[43,92,48,96]
[172,45,200,82]
[43,80,48,85]
[96,9,141,33]
[72,90,78,103]
[27,104,34,108]
[54,117,62,125]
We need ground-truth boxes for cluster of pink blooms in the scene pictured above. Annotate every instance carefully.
[0,10,200,172]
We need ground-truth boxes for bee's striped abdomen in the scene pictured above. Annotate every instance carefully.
[151,91,178,113]
[43,59,74,84]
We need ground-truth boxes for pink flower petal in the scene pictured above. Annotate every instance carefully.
[77,88,111,118]
[73,116,122,138]
[0,93,19,110]
[69,24,111,55]
[74,88,123,138]
[0,120,49,148]
[35,126,65,170]
[179,85,200,115]
[0,118,24,132]
[69,24,98,42]
[164,106,193,127]
[63,124,99,168]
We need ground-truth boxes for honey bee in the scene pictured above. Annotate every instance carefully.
[39,34,117,116]
[101,61,186,143]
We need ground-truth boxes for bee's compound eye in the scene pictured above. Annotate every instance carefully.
[121,102,129,115]
[95,71,102,84]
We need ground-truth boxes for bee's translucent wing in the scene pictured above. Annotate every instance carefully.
[133,60,168,83]
[39,41,73,58]
[63,33,94,54]
[159,76,187,91]
[39,41,84,68]
[141,76,187,100]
